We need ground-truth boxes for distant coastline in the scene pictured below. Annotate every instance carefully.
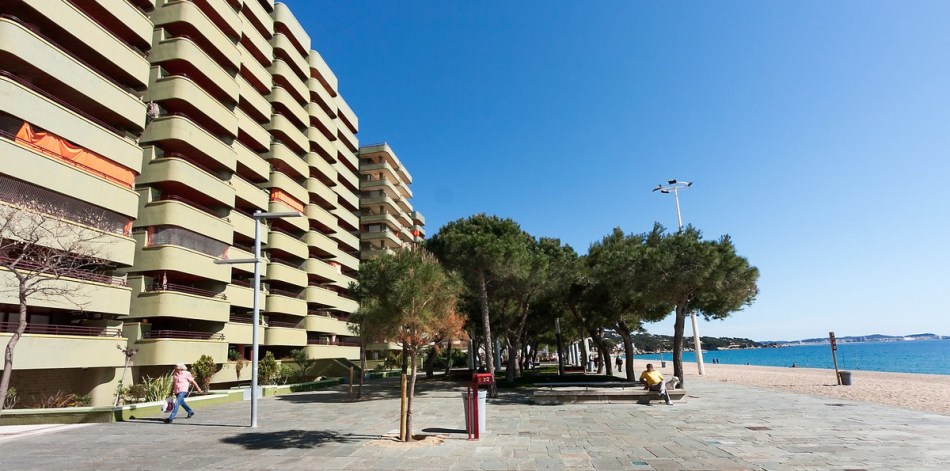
[760,332,946,346]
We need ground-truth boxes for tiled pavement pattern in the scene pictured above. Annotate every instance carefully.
[1,377,949,470]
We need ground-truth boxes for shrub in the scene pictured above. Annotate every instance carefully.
[143,373,173,402]
[257,351,280,385]
[32,391,82,408]
[3,387,18,409]
[235,357,246,380]
[191,354,218,392]
[228,349,240,361]
[278,364,296,385]
[125,383,148,402]
[73,394,92,407]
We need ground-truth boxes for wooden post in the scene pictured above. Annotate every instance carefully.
[399,373,408,441]
[829,332,840,385]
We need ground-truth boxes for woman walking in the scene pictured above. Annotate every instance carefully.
[165,362,202,423]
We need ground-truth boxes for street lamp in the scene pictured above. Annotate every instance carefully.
[215,210,302,427]
[652,179,705,376]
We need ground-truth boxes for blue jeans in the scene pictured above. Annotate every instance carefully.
[168,391,192,420]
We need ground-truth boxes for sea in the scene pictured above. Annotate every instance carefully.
[634,339,950,376]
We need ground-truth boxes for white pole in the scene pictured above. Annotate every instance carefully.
[251,211,262,428]
[672,183,704,376]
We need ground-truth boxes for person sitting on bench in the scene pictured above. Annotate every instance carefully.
[639,363,674,405]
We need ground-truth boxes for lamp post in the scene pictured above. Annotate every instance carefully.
[555,317,564,376]
[652,179,705,376]
[215,210,302,427]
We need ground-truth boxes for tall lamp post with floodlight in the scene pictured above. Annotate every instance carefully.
[215,209,302,427]
[652,179,705,376]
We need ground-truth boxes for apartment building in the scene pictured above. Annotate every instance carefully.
[0,0,360,406]
[359,143,425,258]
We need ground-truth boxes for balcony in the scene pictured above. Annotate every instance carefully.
[269,33,308,82]
[304,284,337,307]
[137,198,232,245]
[236,107,270,152]
[332,295,359,314]
[228,246,264,276]
[0,16,145,131]
[228,209,255,242]
[132,243,231,283]
[140,115,237,173]
[331,251,360,274]
[19,0,150,89]
[220,319,262,345]
[331,272,358,291]
[225,282,254,309]
[361,229,402,249]
[77,0,153,51]
[0,270,131,315]
[265,262,307,288]
[240,0,274,41]
[307,101,336,140]
[306,125,335,161]
[308,50,338,97]
[239,14,271,69]
[237,75,270,123]
[134,330,228,366]
[337,123,359,154]
[268,201,309,232]
[268,59,308,104]
[305,204,336,232]
[306,152,337,186]
[335,94,359,133]
[149,36,238,103]
[265,290,307,317]
[269,230,309,260]
[269,86,308,129]
[0,75,142,172]
[267,143,309,180]
[334,157,360,188]
[306,177,337,208]
[266,113,308,155]
[266,171,308,209]
[360,161,401,186]
[0,323,126,369]
[332,230,360,253]
[304,314,352,336]
[234,141,269,182]
[272,3,310,54]
[137,156,234,208]
[149,74,237,137]
[232,175,269,212]
[263,324,306,347]
[303,258,338,283]
[129,284,229,322]
[361,212,401,232]
[303,343,359,360]
[151,0,239,72]
[0,139,139,219]
[361,194,401,216]
[412,211,426,225]
[238,42,272,95]
[332,207,359,231]
[305,230,337,258]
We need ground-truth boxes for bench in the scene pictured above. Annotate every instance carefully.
[532,383,687,405]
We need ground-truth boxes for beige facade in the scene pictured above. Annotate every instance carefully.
[359,143,425,259]
[0,0,362,407]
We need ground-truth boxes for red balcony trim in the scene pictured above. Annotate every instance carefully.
[143,329,224,340]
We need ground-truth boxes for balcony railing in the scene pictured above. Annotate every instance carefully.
[269,288,303,299]
[0,321,121,337]
[158,194,221,218]
[267,320,302,329]
[147,282,226,299]
[143,329,225,340]
[307,338,358,347]
[0,254,126,286]
[229,315,253,324]
[306,310,348,322]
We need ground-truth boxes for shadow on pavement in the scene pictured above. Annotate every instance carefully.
[221,429,379,449]
[421,427,466,434]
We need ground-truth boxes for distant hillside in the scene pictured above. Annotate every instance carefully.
[762,333,946,345]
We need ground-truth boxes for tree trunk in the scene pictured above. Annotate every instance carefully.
[672,302,688,388]
[586,327,612,376]
[616,320,636,381]
[504,334,517,383]
[405,348,419,442]
[477,271,496,397]
[424,345,437,379]
[444,338,453,376]
[0,290,27,413]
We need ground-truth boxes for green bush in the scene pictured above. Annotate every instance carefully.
[3,387,18,409]
[73,394,92,407]
[191,354,218,392]
[125,383,147,402]
[143,373,173,401]
[228,349,240,361]
[257,351,280,385]
[278,364,296,385]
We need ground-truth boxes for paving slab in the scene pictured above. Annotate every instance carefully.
[1,377,949,470]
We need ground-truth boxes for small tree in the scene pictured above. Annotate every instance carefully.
[354,248,463,442]
[257,351,280,385]
[0,201,114,413]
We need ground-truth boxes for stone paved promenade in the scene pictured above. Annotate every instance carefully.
[2,376,949,470]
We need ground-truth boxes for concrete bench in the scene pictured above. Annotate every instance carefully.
[533,386,687,405]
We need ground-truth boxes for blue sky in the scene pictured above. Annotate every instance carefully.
[286,1,950,341]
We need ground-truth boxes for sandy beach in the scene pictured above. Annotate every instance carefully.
[629,359,950,416]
